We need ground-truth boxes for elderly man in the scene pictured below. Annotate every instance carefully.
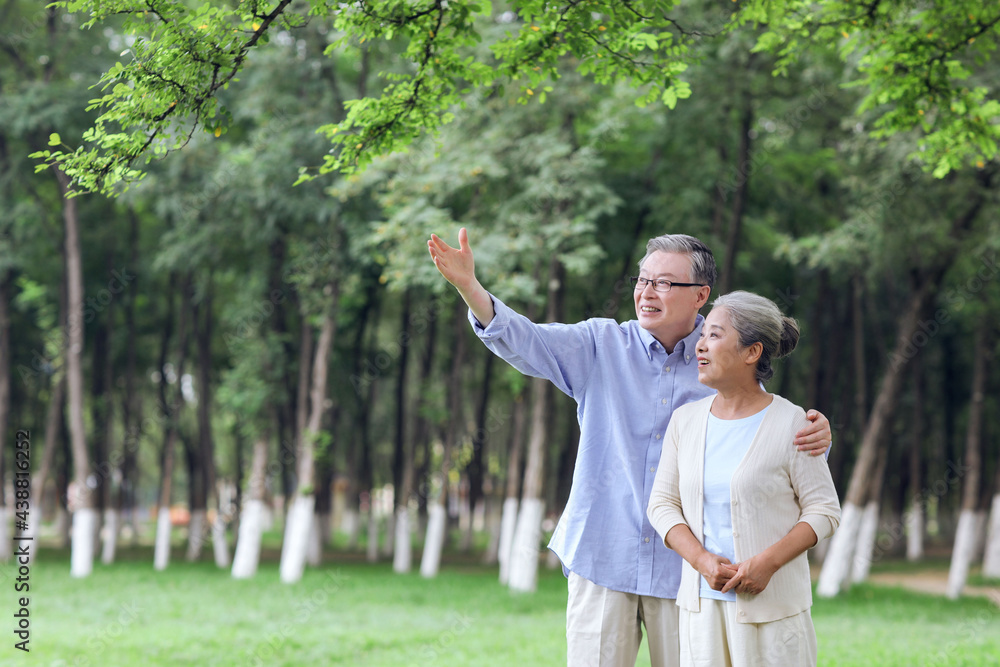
[428,228,831,667]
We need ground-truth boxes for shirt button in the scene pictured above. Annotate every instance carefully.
[686,355,690,361]
[664,366,671,372]
[661,398,668,405]
[644,537,650,543]
[740,611,746,617]
[655,434,661,440]
[649,467,655,473]
[732,532,739,538]
[732,499,738,505]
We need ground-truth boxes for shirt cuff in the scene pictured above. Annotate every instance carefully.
[799,515,836,543]
[468,293,509,339]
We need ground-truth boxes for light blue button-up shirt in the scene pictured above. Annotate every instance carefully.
[471,294,714,598]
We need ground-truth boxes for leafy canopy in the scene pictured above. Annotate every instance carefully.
[33,0,1000,195]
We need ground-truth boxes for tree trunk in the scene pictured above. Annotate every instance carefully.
[509,257,564,593]
[850,446,890,584]
[22,259,68,561]
[155,275,192,571]
[906,356,925,562]
[463,353,495,552]
[0,271,11,562]
[185,279,220,563]
[56,167,96,578]
[983,483,1000,578]
[90,249,115,561]
[232,428,271,579]
[498,389,528,583]
[805,271,830,412]
[92,263,116,564]
[482,489,503,565]
[817,277,940,596]
[393,292,414,573]
[411,300,439,542]
[118,210,140,549]
[818,186,988,598]
[851,275,868,434]
[717,72,754,295]
[421,300,468,578]
[280,282,339,583]
[946,318,989,599]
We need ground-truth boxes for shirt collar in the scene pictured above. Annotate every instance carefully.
[638,314,705,361]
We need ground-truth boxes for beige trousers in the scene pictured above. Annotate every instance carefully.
[566,572,680,667]
[679,598,817,667]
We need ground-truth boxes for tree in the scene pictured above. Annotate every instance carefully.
[38,0,1000,199]
[946,312,991,598]
[813,164,996,597]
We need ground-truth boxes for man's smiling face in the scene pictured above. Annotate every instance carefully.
[633,251,711,349]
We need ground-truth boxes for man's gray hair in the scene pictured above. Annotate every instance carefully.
[712,291,800,384]
[639,234,718,288]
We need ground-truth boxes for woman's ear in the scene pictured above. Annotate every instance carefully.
[744,341,763,366]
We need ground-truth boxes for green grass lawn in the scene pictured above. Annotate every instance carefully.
[3,541,999,666]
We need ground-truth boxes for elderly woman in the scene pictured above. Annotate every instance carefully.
[647,291,841,667]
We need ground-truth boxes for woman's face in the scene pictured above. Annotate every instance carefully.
[695,307,756,389]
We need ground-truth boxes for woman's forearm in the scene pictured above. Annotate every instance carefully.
[757,521,818,573]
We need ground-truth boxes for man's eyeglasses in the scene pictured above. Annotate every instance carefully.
[630,277,706,293]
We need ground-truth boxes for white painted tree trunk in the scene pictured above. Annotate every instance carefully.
[306,513,322,566]
[947,509,979,599]
[851,501,881,583]
[212,513,230,568]
[482,499,502,565]
[279,495,315,584]
[817,501,862,597]
[393,507,412,573]
[497,497,519,585]
[420,502,447,578]
[971,510,988,563]
[342,508,359,549]
[982,495,1000,578]
[906,499,924,562]
[232,499,266,579]
[153,507,172,571]
[187,509,207,561]
[71,507,99,578]
[366,509,379,562]
[93,512,103,559]
[101,508,119,565]
[508,497,545,593]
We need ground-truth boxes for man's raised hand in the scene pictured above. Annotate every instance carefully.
[428,227,477,292]
[427,227,495,327]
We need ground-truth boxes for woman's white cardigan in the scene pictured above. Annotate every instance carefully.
[647,394,841,623]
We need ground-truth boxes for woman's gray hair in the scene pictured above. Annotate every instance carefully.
[639,234,718,288]
[712,291,800,384]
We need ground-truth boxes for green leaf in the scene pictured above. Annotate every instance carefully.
[662,88,678,110]
[48,133,61,146]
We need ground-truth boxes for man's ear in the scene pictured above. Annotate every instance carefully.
[695,285,712,309]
